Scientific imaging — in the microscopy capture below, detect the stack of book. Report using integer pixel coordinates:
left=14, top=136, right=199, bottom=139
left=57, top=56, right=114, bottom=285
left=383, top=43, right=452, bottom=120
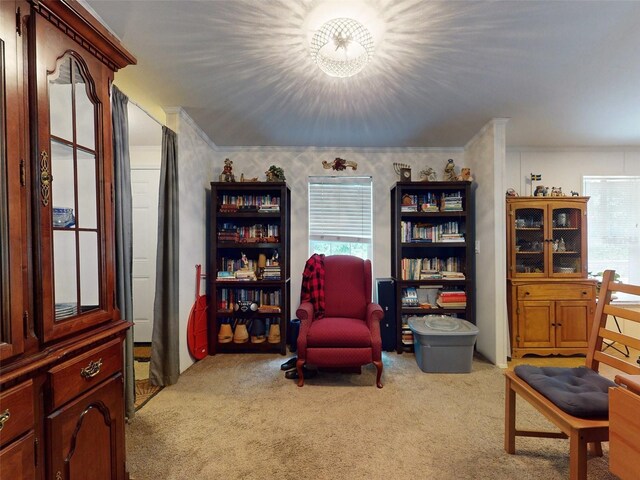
left=218, top=227, right=239, bottom=242
left=258, top=204, right=280, bottom=213
left=440, top=192, right=463, bottom=212
left=436, top=290, right=467, bottom=308
left=220, top=203, right=238, bottom=213
left=262, top=265, right=281, bottom=280
left=442, top=271, right=465, bottom=280
left=235, top=269, right=257, bottom=281
left=216, top=271, right=235, bottom=281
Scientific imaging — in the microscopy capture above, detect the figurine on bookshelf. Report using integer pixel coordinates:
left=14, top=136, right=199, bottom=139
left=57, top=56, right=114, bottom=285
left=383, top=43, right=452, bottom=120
left=419, top=167, right=437, bottom=182
left=220, top=158, right=236, bottom=182
left=443, top=159, right=457, bottom=181
left=457, top=167, right=473, bottom=182
left=265, top=165, right=285, bottom=182
left=240, top=252, right=249, bottom=269
left=271, top=249, right=279, bottom=265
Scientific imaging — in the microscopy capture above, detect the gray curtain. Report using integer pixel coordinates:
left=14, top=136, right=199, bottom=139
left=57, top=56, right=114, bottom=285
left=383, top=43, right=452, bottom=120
left=111, top=85, right=135, bottom=419
left=149, top=126, right=180, bottom=386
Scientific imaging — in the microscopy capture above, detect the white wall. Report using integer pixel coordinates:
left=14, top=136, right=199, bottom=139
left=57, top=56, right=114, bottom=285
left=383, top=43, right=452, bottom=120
left=212, top=148, right=466, bottom=316
left=165, top=108, right=216, bottom=373
left=505, top=149, right=640, bottom=196
left=464, top=119, right=509, bottom=367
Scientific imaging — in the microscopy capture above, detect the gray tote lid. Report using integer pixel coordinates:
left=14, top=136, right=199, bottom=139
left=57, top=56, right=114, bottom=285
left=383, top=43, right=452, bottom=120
left=408, top=315, right=479, bottom=336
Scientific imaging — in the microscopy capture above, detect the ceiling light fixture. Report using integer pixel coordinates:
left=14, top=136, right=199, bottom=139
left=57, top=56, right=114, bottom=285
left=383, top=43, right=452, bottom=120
left=310, top=18, right=374, bottom=78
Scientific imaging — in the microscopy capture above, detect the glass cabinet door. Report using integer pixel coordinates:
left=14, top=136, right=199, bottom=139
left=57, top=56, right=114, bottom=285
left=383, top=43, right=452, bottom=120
left=549, top=204, right=586, bottom=277
left=34, top=13, right=115, bottom=342
left=511, top=204, right=547, bottom=277
left=0, top=0, right=25, bottom=359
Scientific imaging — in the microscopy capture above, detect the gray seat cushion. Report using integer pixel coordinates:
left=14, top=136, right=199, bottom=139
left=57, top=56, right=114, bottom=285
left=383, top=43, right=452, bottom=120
left=514, top=365, right=617, bottom=419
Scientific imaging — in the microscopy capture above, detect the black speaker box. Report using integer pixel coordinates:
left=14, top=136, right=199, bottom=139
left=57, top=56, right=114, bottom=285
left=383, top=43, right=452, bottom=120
left=376, top=278, right=397, bottom=352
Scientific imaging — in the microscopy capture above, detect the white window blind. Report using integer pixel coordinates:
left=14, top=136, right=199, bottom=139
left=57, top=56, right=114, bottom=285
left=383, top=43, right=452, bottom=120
left=584, top=176, right=640, bottom=300
left=308, top=176, right=373, bottom=259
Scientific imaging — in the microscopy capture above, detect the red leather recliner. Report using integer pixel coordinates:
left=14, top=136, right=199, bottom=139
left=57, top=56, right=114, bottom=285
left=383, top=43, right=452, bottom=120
left=295, top=255, right=384, bottom=387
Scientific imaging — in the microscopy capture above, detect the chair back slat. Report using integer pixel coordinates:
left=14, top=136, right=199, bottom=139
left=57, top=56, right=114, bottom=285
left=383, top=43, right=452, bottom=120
left=610, top=281, right=640, bottom=297
left=598, top=327, right=640, bottom=352
left=593, top=350, right=640, bottom=375
left=603, top=304, right=640, bottom=323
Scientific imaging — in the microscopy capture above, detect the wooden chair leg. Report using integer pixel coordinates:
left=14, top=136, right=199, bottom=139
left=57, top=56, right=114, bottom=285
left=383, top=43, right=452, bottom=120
left=373, top=360, right=383, bottom=388
left=296, top=360, right=304, bottom=387
left=569, top=430, right=588, bottom=480
left=505, top=375, right=516, bottom=454
left=588, top=441, right=603, bottom=457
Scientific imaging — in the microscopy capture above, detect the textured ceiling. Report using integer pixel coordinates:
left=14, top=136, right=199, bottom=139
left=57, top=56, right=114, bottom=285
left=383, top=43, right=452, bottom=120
left=86, top=0, right=640, bottom=148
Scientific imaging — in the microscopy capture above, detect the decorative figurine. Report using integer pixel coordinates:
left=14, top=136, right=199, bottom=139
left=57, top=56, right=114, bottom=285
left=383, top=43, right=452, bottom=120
left=457, top=167, right=473, bottom=182
left=506, top=188, right=519, bottom=197
left=265, top=165, right=285, bottom=182
left=419, top=167, right=437, bottom=182
left=219, top=158, right=235, bottom=182
left=550, top=186, right=565, bottom=196
left=322, top=157, right=357, bottom=171
left=393, top=162, right=412, bottom=181
left=240, top=173, right=258, bottom=182
left=571, top=190, right=580, bottom=196
left=443, top=159, right=457, bottom=181
left=533, top=185, right=548, bottom=197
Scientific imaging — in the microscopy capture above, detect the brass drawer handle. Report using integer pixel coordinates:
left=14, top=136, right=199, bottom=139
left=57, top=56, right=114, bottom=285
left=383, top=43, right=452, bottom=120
left=80, top=358, right=103, bottom=380
left=0, top=409, right=10, bottom=431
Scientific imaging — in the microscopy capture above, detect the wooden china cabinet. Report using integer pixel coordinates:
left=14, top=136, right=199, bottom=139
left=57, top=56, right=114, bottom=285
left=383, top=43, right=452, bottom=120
left=1, top=1, right=135, bottom=479
left=506, top=197, right=597, bottom=358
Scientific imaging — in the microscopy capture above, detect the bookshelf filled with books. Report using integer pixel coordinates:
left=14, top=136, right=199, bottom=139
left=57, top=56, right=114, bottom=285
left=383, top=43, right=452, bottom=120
left=208, top=182, right=291, bottom=354
left=391, top=181, right=475, bottom=352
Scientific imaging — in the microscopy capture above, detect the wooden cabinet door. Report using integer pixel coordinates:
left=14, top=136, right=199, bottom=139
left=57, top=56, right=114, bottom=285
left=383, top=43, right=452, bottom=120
left=517, top=301, right=554, bottom=348
left=0, top=0, right=26, bottom=361
left=30, top=11, right=116, bottom=342
left=47, top=375, right=125, bottom=480
left=548, top=202, right=587, bottom=278
left=0, top=432, right=36, bottom=479
left=508, top=202, right=547, bottom=278
left=555, top=300, right=592, bottom=348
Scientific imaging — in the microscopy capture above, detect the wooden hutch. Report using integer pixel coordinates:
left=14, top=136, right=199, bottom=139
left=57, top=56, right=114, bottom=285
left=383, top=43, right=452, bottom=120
left=1, top=1, right=135, bottom=478
left=506, top=196, right=597, bottom=358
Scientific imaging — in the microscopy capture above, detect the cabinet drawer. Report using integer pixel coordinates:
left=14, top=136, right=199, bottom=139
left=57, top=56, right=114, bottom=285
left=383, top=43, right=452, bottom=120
left=48, top=338, right=123, bottom=410
left=0, top=380, right=35, bottom=448
left=516, top=284, right=594, bottom=301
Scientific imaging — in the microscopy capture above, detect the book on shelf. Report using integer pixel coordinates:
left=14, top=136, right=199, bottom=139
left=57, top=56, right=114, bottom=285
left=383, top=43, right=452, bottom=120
left=441, top=271, right=466, bottom=280
left=436, top=300, right=467, bottom=308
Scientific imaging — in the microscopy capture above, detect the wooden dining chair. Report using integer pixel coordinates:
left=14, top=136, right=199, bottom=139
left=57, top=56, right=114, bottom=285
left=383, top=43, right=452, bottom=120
left=504, top=269, right=640, bottom=480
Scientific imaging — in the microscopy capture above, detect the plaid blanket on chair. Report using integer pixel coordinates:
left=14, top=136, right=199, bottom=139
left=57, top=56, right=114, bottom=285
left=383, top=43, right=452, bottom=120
left=300, top=253, right=325, bottom=319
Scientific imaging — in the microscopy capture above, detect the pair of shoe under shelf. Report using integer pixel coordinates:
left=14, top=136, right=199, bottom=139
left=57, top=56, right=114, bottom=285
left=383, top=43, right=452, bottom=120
left=217, top=320, right=281, bottom=344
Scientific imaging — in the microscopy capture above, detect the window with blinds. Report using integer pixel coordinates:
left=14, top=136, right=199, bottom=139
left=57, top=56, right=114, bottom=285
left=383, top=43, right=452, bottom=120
left=308, top=176, right=373, bottom=260
left=583, top=176, right=640, bottom=301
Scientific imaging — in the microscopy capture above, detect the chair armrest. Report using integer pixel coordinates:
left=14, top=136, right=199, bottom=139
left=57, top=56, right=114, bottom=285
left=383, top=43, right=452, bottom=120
left=296, top=302, right=314, bottom=322
left=366, top=302, right=384, bottom=328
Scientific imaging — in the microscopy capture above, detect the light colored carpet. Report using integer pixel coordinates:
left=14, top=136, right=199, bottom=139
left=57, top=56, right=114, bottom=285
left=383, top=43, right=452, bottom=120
left=125, top=353, right=615, bottom=480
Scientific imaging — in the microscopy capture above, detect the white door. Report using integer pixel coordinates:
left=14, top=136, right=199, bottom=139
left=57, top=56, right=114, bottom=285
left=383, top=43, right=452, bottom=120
left=131, top=168, right=161, bottom=343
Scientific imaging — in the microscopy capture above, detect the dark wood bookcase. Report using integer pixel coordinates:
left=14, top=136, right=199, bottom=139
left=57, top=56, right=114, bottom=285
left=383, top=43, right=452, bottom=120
left=208, top=182, right=290, bottom=355
left=390, top=181, right=475, bottom=352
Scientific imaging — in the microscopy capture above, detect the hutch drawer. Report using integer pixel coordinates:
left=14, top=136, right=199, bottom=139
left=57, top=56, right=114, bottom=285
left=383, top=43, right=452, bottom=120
left=516, top=283, right=594, bottom=301
left=48, top=338, right=123, bottom=410
left=0, top=380, right=34, bottom=448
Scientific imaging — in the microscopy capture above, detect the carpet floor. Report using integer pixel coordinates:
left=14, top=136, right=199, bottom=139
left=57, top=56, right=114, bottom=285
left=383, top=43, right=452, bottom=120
left=125, top=353, right=616, bottom=479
